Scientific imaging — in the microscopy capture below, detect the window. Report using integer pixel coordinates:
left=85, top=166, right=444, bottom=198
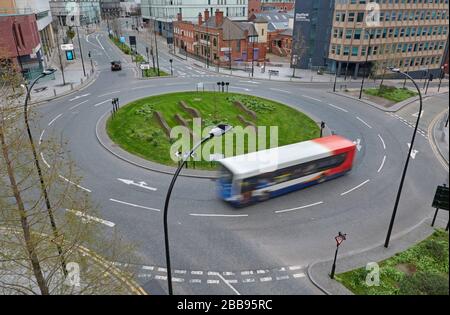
left=351, top=46, right=359, bottom=56
left=357, top=12, right=364, bottom=22
left=345, top=29, right=353, bottom=39
left=343, top=46, right=350, bottom=56
left=354, top=29, right=361, bottom=39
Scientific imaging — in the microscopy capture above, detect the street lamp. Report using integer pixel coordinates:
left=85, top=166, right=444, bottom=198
left=359, top=29, right=373, bottom=99
left=384, top=67, right=423, bottom=248
left=22, top=68, right=67, bottom=276
left=163, top=124, right=233, bottom=295
left=169, top=59, right=173, bottom=76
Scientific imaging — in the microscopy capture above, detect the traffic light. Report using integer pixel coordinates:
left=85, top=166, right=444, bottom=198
left=65, top=50, right=74, bottom=61
left=429, top=73, right=434, bottom=81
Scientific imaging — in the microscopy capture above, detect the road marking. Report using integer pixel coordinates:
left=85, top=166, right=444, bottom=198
left=189, top=279, right=201, bottom=284
left=377, top=155, right=386, bottom=173
left=172, top=277, right=184, bottom=283
left=242, top=278, right=256, bottom=283
left=276, top=275, right=290, bottom=281
left=340, top=179, right=370, bottom=196
left=142, top=266, right=154, bottom=271
left=407, top=143, right=419, bottom=159
left=214, top=272, right=241, bottom=295
left=39, top=129, right=46, bottom=145
left=275, top=201, right=324, bottom=214
left=48, top=114, right=62, bottom=126
left=117, top=178, right=157, bottom=191
left=256, top=270, right=268, bottom=274
left=293, top=273, right=306, bottom=278
left=191, top=270, right=203, bottom=275
left=98, top=91, right=120, bottom=97
left=65, top=209, right=115, bottom=227
left=189, top=213, right=249, bottom=217
left=269, top=88, right=291, bottom=94
left=157, top=267, right=167, bottom=272
left=131, top=85, right=155, bottom=90
left=155, top=275, right=167, bottom=281
left=328, top=103, right=348, bottom=112
left=302, top=95, right=322, bottom=102
left=239, top=80, right=260, bottom=84
left=230, top=86, right=250, bottom=92
left=223, top=271, right=235, bottom=276
left=94, top=99, right=112, bottom=107
left=288, top=265, right=304, bottom=271
left=174, top=269, right=187, bottom=274
left=378, top=134, right=386, bottom=150
left=356, top=116, right=372, bottom=129
left=412, top=110, right=424, bottom=118
left=353, top=138, right=362, bottom=151
left=69, top=100, right=89, bottom=110
left=58, top=175, right=92, bottom=193
left=207, top=279, right=219, bottom=284
left=69, top=94, right=90, bottom=102
left=40, top=152, right=50, bottom=168
left=260, top=277, right=272, bottom=282
left=241, top=270, right=254, bottom=275
left=109, top=198, right=161, bottom=212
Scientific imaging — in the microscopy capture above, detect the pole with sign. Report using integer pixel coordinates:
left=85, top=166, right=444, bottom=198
left=431, top=184, right=449, bottom=230
left=330, top=232, right=346, bottom=279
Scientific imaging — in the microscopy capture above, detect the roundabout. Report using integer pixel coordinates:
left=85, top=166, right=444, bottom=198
left=34, top=31, right=449, bottom=294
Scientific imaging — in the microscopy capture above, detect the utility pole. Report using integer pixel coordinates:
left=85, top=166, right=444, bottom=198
left=359, top=29, right=373, bottom=99
left=76, top=25, right=86, bottom=77
left=153, top=20, right=160, bottom=76
left=55, top=18, right=66, bottom=85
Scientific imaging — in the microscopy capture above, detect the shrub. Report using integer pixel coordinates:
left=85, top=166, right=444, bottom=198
left=398, top=271, right=449, bottom=295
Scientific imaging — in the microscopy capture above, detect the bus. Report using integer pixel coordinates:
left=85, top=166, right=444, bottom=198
left=217, top=135, right=356, bottom=207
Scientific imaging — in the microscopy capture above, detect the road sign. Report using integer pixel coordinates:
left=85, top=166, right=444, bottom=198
left=129, top=35, right=136, bottom=46
left=335, top=232, right=346, bottom=246
left=120, top=36, right=126, bottom=43
left=432, top=185, right=449, bottom=210
left=65, top=50, right=74, bottom=61
left=140, top=63, right=150, bottom=70
left=61, top=44, right=74, bottom=51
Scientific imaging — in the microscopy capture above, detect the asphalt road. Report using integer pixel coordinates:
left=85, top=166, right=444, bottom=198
left=33, top=28, right=449, bottom=295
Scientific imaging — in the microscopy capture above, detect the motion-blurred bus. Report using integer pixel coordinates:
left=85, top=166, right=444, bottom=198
left=217, top=135, right=356, bottom=207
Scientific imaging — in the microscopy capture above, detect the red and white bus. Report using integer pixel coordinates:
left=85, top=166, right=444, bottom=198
left=217, top=135, right=356, bottom=206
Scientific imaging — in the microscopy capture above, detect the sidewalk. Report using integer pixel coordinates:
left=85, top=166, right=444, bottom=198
left=307, top=217, right=448, bottom=295
left=28, top=28, right=97, bottom=105
left=432, top=109, right=449, bottom=165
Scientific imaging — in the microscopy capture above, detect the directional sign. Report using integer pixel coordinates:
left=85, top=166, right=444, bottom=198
left=432, top=185, right=449, bottom=210
left=407, top=143, right=419, bottom=159
left=117, top=178, right=157, bottom=191
left=140, top=63, right=150, bottom=70
left=335, top=232, right=346, bottom=246
left=61, top=43, right=74, bottom=51
left=353, top=139, right=362, bottom=151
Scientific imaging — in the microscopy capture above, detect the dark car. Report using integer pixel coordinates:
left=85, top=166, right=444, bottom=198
left=111, top=61, right=122, bottom=71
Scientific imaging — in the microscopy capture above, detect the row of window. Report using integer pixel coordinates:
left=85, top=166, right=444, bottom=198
left=331, top=41, right=446, bottom=57
left=333, top=25, right=448, bottom=40
left=173, top=27, right=194, bottom=38
left=336, top=0, right=448, bottom=5
left=335, top=9, right=449, bottom=23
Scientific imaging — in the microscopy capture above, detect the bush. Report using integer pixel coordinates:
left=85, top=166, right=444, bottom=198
left=398, top=271, right=449, bottom=295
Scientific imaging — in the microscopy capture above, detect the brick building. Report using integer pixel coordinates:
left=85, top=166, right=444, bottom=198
left=248, top=0, right=295, bottom=15
left=173, top=13, right=195, bottom=55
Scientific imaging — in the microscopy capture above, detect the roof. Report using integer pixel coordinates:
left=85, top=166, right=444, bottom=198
left=250, top=11, right=293, bottom=23
left=201, top=16, right=257, bottom=40
left=280, top=28, right=293, bottom=36
left=218, top=135, right=355, bottom=180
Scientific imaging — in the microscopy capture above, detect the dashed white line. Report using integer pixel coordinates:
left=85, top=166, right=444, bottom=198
left=214, top=272, right=241, bottom=295
left=302, top=95, right=322, bottom=102
left=189, top=213, right=249, bottom=217
left=189, top=279, right=202, bottom=284
left=260, top=277, right=272, bottom=282
left=65, top=209, right=115, bottom=228
left=207, top=279, right=219, bottom=284
left=39, top=130, right=45, bottom=145
left=98, top=91, right=120, bottom=97
left=293, top=273, right=306, bottom=278
left=328, top=103, right=348, bottom=113
left=288, top=265, right=304, bottom=271
left=131, top=85, right=155, bottom=90
left=94, top=99, right=112, bottom=107
left=142, top=266, right=154, bottom=271
left=275, top=201, right=324, bottom=214
left=270, top=88, right=291, bottom=94
left=155, top=275, right=167, bottom=281
left=242, top=278, right=256, bottom=283
left=340, top=179, right=370, bottom=196
left=58, top=175, right=92, bottom=193
left=48, top=114, right=62, bottom=126
left=109, top=199, right=161, bottom=212
left=40, top=152, right=50, bottom=168
left=174, top=269, right=187, bottom=274
left=69, top=100, right=89, bottom=110
left=378, top=134, right=386, bottom=150
left=191, top=270, right=203, bottom=275
left=276, top=275, right=290, bottom=281
left=356, top=116, right=373, bottom=129
left=377, top=155, right=386, bottom=173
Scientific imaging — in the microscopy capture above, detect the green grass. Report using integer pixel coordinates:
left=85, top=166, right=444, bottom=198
left=110, top=36, right=131, bottom=55
left=336, top=229, right=449, bottom=295
left=364, top=85, right=418, bottom=103
left=106, top=91, right=320, bottom=170
left=142, top=68, right=169, bottom=77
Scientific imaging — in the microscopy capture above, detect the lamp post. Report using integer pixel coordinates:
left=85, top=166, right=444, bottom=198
left=22, top=68, right=67, bottom=276
left=359, top=29, right=373, bottom=99
left=75, top=25, right=86, bottom=77
left=248, top=34, right=258, bottom=78
left=384, top=67, right=423, bottom=248
left=169, top=59, right=173, bottom=76
left=163, top=124, right=233, bottom=295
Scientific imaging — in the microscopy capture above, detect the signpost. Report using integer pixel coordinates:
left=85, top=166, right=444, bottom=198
left=431, top=184, right=449, bottom=231
left=330, top=232, right=346, bottom=279
left=60, top=44, right=74, bottom=51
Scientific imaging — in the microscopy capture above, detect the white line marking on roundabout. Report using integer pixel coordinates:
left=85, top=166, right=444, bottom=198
left=39, top=129, right=45, bottom=145
left=189, top=213, right=249, bottom=217
left=230, top=86, right=250, bottom=92
left=48, top=114, right=62, bottom=126
left=40, top=152, right=50, bottom=168
left=340, top=179, right=370, bottom=196
left=117, top=178, right=157, bottom=191
left=378, top=134, right=386, bottom=150
left=270, top=88, right=291, bottom=94
left=94, top=99, right=112, bottom=107
left=98, top=91, right=121, bottom=97
left=377, top=155, right=386, bottom=173
left=214, top=272, right=241, bottom=295
left=69, top=100, right=89, bottom=110
left=293, top=273, right=306, bottom=278
left=356, top=116, right=372, bottom=129
left=65, top=209, right=115, bottom=228
left=58, top=175, right=92, bottom=193
left=109, top=198, right=161, bottom=212
left=275, top=201, right=324, bottom=214
left=302, top=95, right=322, bottom=102
left=328, top=103, right=348, bottom=112
left=131, top=85, right=155, bottom=90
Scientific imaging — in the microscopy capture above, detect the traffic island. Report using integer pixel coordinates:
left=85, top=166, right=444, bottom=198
left=105, top=91, right=320, bottom=171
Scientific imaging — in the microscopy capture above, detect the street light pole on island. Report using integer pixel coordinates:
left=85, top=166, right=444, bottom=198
left=163, top=124, right=233, bottom=295
left=384, top=67, right=423, bottom=248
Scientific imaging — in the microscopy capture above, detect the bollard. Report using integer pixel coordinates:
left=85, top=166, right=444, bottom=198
left=71, top=83, right=74, bottom=90
left=53, top=89, right=56, bottom=96
left=81, top=78, right=83, bottom=84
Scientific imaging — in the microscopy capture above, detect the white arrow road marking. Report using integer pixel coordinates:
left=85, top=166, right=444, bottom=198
left=353, top=138, right=362, bottom=151
left=109, top=198, right=161, bottom=212
left=69, top=94, right=90, bottom=102
left=412, top=110, right=424, bottom=118
left=65, top=209, right=115, bottom=228
left=117, top=178, right=157, bottom=191
left=407, top=143, right=419, bottom=159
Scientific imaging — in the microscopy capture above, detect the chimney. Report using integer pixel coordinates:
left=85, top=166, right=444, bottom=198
left=204, top=9, right=210, bottom=21
left=177, top=12, right=182, bottom=22
left=215, top=9, right=224, bottom=26
left=198, top=12, right=203, bottom=25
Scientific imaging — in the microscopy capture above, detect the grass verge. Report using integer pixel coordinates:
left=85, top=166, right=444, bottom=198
left=364, top=85, right=418, bottom=103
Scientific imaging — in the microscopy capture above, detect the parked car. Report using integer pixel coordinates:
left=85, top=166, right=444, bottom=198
left=111, top=61, right=122, bottom=71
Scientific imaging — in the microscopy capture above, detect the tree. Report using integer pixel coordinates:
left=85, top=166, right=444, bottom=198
left=66, top=26, right=76, bottom=44
left=0, top=58, right=140, bottom=295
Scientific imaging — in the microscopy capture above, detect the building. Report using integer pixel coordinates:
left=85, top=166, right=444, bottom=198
left=141, top=0, right=249, bottom=39
left=248, top=0, right=294, bottom=15
left=292, top=0, right=450, bottom=78
left=49, top=0, right=101, bottom=25
left=174, top=9, right=267, bottom=67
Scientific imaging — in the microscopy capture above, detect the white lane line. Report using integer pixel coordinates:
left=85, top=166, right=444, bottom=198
left=242, top=278, right=255, bottom=283
left=276, top=275, right=290, bottom=281
left=207, top=279, right=220, bottom=284
left=163, top=82, right=190, bottom=86
left=109, top=198, right=161, bottom=212
left=189, top=213, right=249, bottom=217
left=142, top=266, right=154, bottom=271
left=328, top=103, right=348, bottom=113
left=58, top=175, right=92, bottom=193
left=288, top=265, right=304, bottom=271
left=260, top=277, right=273, bottom=282
left=302, top=95, right=322, bottom=102
left=98, top=91, right=120, bottom=98
left=191, top=270, right=203, bottom=275
left=94, top=99, right=112, bottom=107
left=229, top=86, right=250, bottom=92
left=155, top=275, right=167, bottom=281
left=40, top=152, right=50, bottom=168
left=65, top=209, right=115, bottom=228
left=189, top=279, right=201, bottom=284
left=174, top=269, right=187, bottom=274
left=340, top=179, right=370, bottom=196
left=214, top=272, right=241, bottom=295
left=356, top=116, right=373, bottom=129
left=269, top=88, right=291, bottom=94
left=378, top=134, right=386, bottom=150
left=377, top=155, right=386, bottom=173
left=275, top=201, right=324, bottom=214
left=69, top=94, right=90, bottom=102
left=69, top=100, right=89, bottom=110
left=131, top=85, right=155, bottom=90
left=39, top=129, right=46, bottom=145
left=293, top=273, right=306, bottom=278
left=48, top=114, right=62, bottom=126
